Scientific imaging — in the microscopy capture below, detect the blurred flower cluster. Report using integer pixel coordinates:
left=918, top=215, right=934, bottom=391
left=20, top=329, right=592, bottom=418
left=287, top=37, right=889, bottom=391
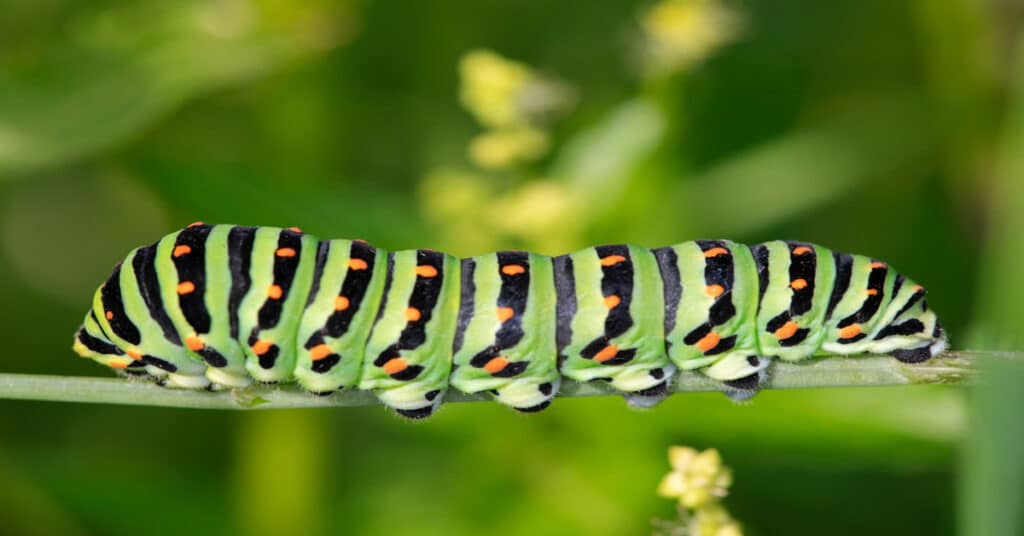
left=639, top=0, right=742, bottom=77
left=421, top=2, right=743, bottom=257
left=458, top=49, right=573, bottom=170
left=654, top=446, right=742, bottom=536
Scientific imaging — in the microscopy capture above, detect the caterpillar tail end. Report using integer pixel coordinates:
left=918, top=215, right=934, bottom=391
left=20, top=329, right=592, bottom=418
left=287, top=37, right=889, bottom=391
left=892, top=321, right=948, bottom=364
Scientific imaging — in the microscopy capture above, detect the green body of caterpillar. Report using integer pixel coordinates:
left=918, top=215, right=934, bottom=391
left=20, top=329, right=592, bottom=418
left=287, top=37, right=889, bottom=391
left=73, top=224, right=948, bottom=418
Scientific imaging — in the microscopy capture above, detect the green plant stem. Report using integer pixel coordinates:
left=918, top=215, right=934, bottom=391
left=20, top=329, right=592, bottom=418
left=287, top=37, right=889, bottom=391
left=0, top=351, right=1010, bottom=410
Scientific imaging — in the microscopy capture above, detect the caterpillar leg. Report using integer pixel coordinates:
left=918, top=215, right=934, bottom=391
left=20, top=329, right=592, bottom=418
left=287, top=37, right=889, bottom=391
left=717, top=355, right=772, bottom=402
left=622, top=363, right=678, bottom=409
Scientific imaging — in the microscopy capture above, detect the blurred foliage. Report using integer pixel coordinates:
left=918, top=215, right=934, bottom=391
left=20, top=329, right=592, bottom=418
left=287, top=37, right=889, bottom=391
left=0, top=0, right=1021, bottom=534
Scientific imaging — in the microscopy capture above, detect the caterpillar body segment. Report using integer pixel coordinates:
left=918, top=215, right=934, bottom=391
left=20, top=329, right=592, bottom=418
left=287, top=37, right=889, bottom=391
left=451, top=252, right=561, bottom=412
left=358, top=249, right=461, bottom=418
left=73, top=224, right=949, bottom=418
left=557, top=245, right=679, bottom=406
left=293, top=239, right=387, bottom=394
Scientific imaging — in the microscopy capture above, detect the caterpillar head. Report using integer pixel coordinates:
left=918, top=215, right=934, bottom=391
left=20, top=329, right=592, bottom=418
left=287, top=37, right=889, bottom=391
left=72, top=314, right=141, bottom=374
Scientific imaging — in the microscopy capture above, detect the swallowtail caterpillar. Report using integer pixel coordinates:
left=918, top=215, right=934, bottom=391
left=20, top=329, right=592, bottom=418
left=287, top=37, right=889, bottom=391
left=73, top=224, right=948, bottom=418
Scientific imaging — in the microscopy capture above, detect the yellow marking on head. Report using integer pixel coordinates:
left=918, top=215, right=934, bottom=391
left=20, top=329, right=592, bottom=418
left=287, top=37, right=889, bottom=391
left=839, top=324, right=862, bottom=339
left=594, top=345, right=619, bottom=363
left=496, top=307, right=515, bottom=322
left=706, top=284, right=725, bottom=298
left=275, top=247, right=297, bottom=258
left=173, top=245, right=192, bottom=258
left=792, top=246, right=812, bottom=255
left=309, top=344, right=333, bottom=361
left=415, top=265, right=438, bottom=278
left=334, top=296, right=350, bottom=311
left=251, top=340, right=273, bottom=356
left=501, top=264, right=526, bottom=276
left=405, top=307, right=422, bottom=322
left=267, top=285, right=283, bottom=299
left=600, top=255, right=627, bottom=267
left=383, top=357, right=408, bottom=375
left=774, top=321, right=799, bottom=340
left=177, top=281, right=196, bottom=295
left=790, top=279, right=808, bottom=290
left=185, top=336, right=205, bottom=351
left=696, top=332, right=720, bottom=352
left=348, top=258, right=368, bottom=271
left=704, top=247, right=729, bottom=258
left=483, top=356, right=509, bottom=373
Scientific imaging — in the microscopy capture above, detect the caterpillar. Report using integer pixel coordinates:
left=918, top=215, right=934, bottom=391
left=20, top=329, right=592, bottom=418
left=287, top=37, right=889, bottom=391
left=73, top=223, right=947, bottom=418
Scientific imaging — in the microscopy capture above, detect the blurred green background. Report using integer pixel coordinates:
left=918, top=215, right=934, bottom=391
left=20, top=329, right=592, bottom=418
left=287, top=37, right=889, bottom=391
left=1, top=0, right=1022, bottom=534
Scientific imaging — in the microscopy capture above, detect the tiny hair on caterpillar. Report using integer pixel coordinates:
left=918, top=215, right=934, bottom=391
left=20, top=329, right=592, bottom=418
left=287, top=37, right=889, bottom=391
left=73, top=223, right=948, bottom=418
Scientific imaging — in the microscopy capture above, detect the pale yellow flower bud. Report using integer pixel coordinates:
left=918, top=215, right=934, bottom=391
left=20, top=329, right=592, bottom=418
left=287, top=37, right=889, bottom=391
left=459, top=49, right=536, bottom=129
left=467, top=127, right=549, bottom=170
left=640, top=0, right=741, bottom=75
left=657, top=446, right=733, bottom=508
left=691, top=504, right=743, bottom=536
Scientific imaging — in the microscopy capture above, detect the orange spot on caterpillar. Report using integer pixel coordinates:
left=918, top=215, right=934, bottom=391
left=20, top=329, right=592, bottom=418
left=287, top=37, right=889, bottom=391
left=696, top=332, right=721, bottom=352
left=354, top=238, right=368, bottom=243
left=334, top=296, right=350, bottom=311
left=501, top=264, right=526, bottom=276
left=105, top=311, right=114, bottom=320
left=706, top=284, right=725, bottom=297
left=177, top=281, right=196, bottom=295
left=173, top=245, right=192, bottom=258
left=267, top=285, right=283, bottom=299
left=187, top=221, right=204, bottom=228
left=109, top=361, right=128, bottom=369
left=126, top=349, right=142, bottom=361
left=790, top=278, right=808, bottom=290
left=839, top=324, right=862, bottom=339
left=870, top=262, right=887, bottom=269
left=866, top=288, right=879, bottom=296
left=288, top=226, right=303, bottom=233
left=704, top=247, right=729, bottom=258
left=600, top=255, right=627, bottom=267
left=792, top=246, right=812, bottom=255
left=594, top=345, right=619, bottom=363
left=483, top=356, right=509, bottom=373
left=185, top=336, right=205, bottom=351
left=496, top=307, right=514, bottom=322
left=348, top=259, right=368, bottom=271
left=275, top=247, right=297, bottom=258
left=383, top=357, right=408, bottom=375
left=251, top=340, right=273, bottom=356
left=913, top=284, right=924, bottom=292
left=774, top=321, right=800, bottom=340
left=604, top=295, right=621, bottom=309
left=405, top=307, right=421, bottom=322
left=415, top=265, right=438, bottom=277
left=309, top=344, right=333, bottom=361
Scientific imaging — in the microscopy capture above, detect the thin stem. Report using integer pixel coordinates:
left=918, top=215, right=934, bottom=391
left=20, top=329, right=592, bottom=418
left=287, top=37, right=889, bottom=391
left=0, top=351, right=1012, bottom=410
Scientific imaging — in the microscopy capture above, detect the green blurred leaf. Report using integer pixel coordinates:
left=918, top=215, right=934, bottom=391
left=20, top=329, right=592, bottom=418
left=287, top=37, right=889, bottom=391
left=960, top=357, right=1024, bottom=535
left=0, top=0, right=355, bottom=178
left=969, top=38, right=1024, bottom=351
